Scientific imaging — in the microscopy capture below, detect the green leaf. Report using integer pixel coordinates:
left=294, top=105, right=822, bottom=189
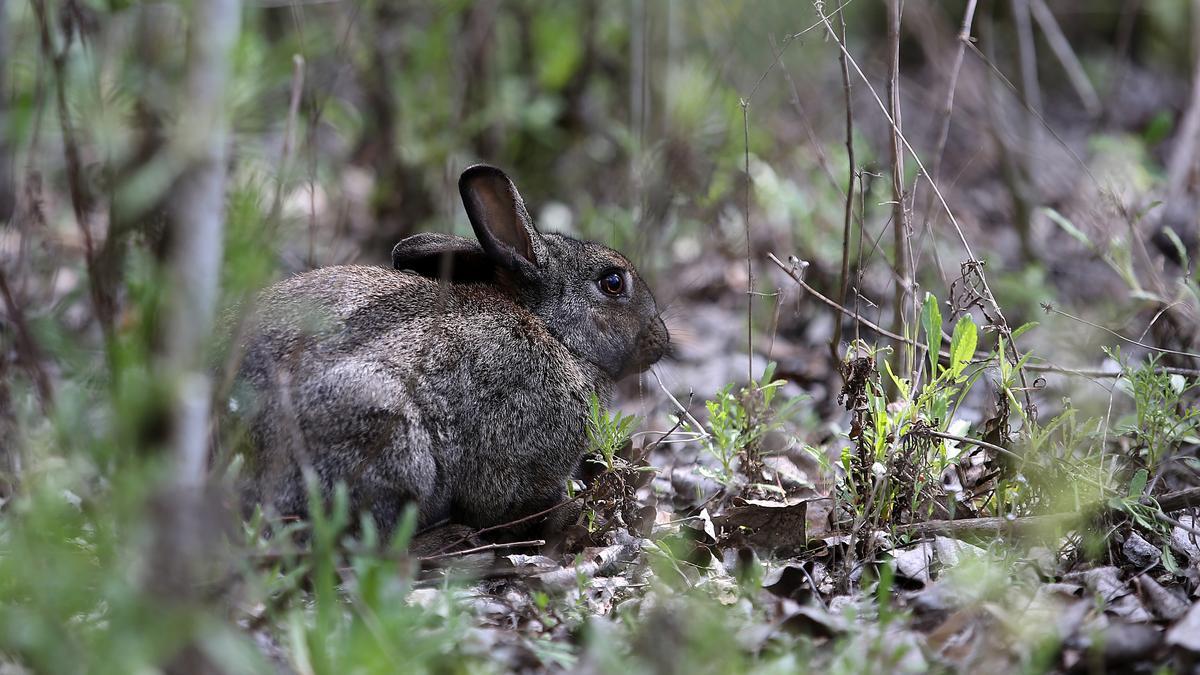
left=1127, top=468, right=1148, bottom=499
left=882, top=359, right=910, bottom=399
left=949, top=315, right=978, bottom=379
left=921, top=293, right=942, bottom=379
left=1012, top=351, right=1035, bottom=375
left=1159, top=227, right=1190, bottom=271
left=759, top=361, right=778, bottom=386
left=1163, top=546, right=1181, bottom=575
left=1043, top=207, right=1093, bottom=250
left=1010, top=321, right=1039, bottom=341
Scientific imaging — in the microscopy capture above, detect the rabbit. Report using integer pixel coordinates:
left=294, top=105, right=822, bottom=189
left=234, top=164, right=670, bottom=540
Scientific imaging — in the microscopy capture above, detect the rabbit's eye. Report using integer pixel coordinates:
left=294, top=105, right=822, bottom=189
left=598, top=271, right=626, bottom=296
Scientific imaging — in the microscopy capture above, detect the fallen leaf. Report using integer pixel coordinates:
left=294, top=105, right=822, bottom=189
left=779, top=603, right=848, bottom=639
left=763, top=563, right=817, bottom=602
left=714, top=497, right=808, bottom=551
left=1170, top=516, right=1200, bottom=563
left=1063, top=567, right=1155, bottom=622
left=1165, top=601, right=1200, bottom=653
left=1133, top=574, right=1189, bottom=621
left=1093, top=620, right=1162, bottom=664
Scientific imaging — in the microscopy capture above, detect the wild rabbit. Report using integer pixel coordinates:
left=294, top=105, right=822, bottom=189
left=235, top=164, right=670, bottom=539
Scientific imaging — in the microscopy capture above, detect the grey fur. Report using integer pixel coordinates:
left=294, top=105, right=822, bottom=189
left=235, top=164, right=670, bottom=538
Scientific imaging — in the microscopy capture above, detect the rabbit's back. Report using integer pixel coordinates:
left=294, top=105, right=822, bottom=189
left=236, top=265, right=600, bottom=532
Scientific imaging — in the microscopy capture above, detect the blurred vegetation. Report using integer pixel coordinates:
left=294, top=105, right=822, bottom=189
left=2, top=0, right=1200, bottom=672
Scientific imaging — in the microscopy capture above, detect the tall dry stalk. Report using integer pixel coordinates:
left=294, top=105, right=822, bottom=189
left=886, top=0, right=913, bottom=384
left=831, top=6, right=856, bottom=366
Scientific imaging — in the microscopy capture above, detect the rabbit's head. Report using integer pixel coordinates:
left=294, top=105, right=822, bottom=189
left=393, top=164, right=669, bottom=380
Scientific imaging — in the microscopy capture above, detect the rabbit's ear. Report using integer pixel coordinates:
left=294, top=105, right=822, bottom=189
left=391, top=233, right=495, bottom=282
left=459, top=164, right=545, bottom=275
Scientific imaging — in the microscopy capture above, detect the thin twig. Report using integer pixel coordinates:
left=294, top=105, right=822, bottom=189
left=431, top=495, right=585, bottom=556
left=420, top=539, right=546, bottom=562
left=268, top=54, right=306, bottom=226
left=825, top=2, right=856, bottom=364
left=770, top=252, right=936, bottom=355
left=741, top=99, right=754, bottom=383
left=771, top=34, right=843, bottom=199
left=964, top=40, right=1099, bottom=189
left=770, top=253, right=1200, bottom=381
left=920, top=429, right=1020, bottom=463
left=1153, top=511, right=1200, bottom=538
left=1042, top=303, right=1200, bottom=361
left=293, top=1, right=364, bottom=267
left=896, top=486, right=1200, bottom=539
left=652, top=368, right=708, bottom=439
left=742, top=0, right=857, bottom=107
left=1025, top=362, right=1200, bottom=379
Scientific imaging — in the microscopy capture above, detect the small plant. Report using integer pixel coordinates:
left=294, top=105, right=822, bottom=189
left=837, top=295, right=1023, bottom=527
left=586, top=392, right=641, bottom=473
left=1111, top=348, right=1200, bottom=471
left=579, top=393, right=655, bottom=538
left=691, top=362, right=805, bottom=489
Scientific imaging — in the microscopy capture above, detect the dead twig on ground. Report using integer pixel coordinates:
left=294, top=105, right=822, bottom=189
left=896, top=513, right=1076, bottom=539
left=420, top=540, right=546, bottom=562
left=431, top=494, right=587, bottom=556
left=897, top=486, right=1200, bottom=540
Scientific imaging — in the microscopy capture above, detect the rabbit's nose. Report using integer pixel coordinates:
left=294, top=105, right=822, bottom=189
left=639, top=316, right=671, bottom=365
left=653, top=315, right=670, bottom=344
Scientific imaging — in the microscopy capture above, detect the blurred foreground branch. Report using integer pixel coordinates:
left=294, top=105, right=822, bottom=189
left=0, top=0, right=13, bottom=222
left=148, top=6, right=241, bottom=664
left=163, top=0, right=241, bottom=487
